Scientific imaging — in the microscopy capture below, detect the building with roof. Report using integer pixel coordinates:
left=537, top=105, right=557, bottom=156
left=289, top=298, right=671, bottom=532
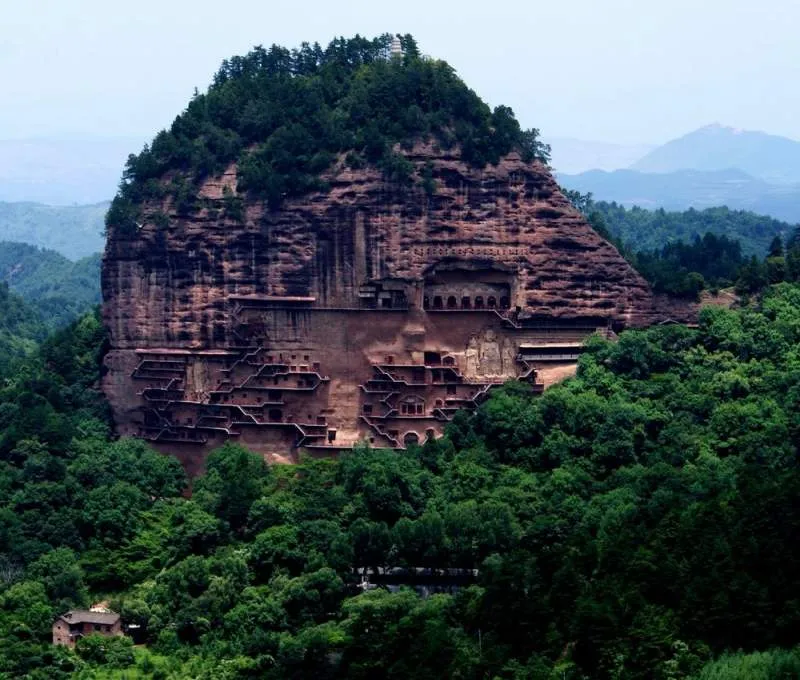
left=52, top=609, right=122, bottom=647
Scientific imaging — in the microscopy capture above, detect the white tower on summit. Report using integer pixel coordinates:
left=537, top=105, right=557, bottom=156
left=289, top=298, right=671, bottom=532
left=390, top=35, right=403, bottom=59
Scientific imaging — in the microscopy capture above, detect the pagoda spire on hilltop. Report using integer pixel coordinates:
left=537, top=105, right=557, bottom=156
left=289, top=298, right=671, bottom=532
left=390, top=35, right=403, bottom=59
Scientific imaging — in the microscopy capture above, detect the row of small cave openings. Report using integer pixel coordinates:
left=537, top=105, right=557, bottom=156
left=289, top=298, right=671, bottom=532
left=261, top=353, right=321, bottom=374
left=423, top=295, right=510, bottom=310
left=212, top=376, right=317, bottom=402
left=365, top=430, right=432, bottom=448
left=373, top=368, right=462, bottom=388
left=152, top=411, right=337, bottom=444
left=383, top=352, right=456, bottom=367
left=362, top=393, right=456, bottom=418
left=207, top=403, right=330, bottom=429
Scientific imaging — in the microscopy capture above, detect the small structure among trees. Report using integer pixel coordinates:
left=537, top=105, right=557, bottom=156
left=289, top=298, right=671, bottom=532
left=52, top=609, right=122, bottom=647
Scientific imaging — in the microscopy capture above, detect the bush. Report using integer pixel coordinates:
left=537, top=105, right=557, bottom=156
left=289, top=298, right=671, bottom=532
left=75, top=633, right=135, bottom=668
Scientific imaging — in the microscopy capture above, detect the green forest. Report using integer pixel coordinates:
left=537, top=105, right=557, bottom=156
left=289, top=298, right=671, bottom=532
left=0, top=242, right=101, bottom=329
left=108, top=34, right=549, bottom=234
left=0, top=242, right=101, bottom=374
left=0, top=282, right=48, bottom=374
left=564, top=191, right=800, bottom=299
left=591, top=200, right=792, bottom=257
left=0, top=202, right=107, bottom=261
left=1, top=282, right=800, bottom=678
left=3, top=30, right=800, bottom=680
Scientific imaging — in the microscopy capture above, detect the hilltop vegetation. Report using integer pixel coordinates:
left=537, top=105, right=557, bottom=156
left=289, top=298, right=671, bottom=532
left=109, top=34, right=549, bottom=233
left=0, top=201, right=106, bottom=260
left=0, top=242, right=101, bottom=328
left=1, top=284, right=800, bottom=677
left=592, top=200, right=794, bottom=257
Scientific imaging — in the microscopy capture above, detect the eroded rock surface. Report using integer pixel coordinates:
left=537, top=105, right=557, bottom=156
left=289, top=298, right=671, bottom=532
left=102, top=146, right=691, bottom=474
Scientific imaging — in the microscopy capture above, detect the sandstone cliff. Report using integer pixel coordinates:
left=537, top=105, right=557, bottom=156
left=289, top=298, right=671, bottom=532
left=102, top=144, right=691, bottom=472
left=104, top=146, right=668, bottom=346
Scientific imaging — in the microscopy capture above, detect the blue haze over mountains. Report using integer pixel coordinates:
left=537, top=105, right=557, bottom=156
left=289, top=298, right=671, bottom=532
left=554, top=124, right=800, bottom=224
left=2, top=124, right=800, bottom=261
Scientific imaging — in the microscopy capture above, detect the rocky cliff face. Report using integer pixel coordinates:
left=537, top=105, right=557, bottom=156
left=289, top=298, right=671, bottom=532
left=102, top=145, right=691, bottom=473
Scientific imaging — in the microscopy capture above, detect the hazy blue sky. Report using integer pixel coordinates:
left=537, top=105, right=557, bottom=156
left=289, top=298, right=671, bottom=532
left=3, top=0, right=799, bottom=146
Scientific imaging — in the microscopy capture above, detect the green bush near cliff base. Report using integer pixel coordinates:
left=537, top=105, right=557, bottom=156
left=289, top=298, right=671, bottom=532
left=2, top=286, right=800, bottom=677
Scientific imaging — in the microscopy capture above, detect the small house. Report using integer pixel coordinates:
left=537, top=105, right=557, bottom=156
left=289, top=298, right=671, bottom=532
left=52, top=609, right=122, bottom=647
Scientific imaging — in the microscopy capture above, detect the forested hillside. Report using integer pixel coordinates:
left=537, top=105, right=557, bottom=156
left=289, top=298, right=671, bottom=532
left=562, top=191, right=800, bottom=299
left=0, top=282, right=47, bottom=374
left=1, top=284, right=800, bottom=678
left=0, top=202, right=106, bottom=260
left=557, top=168, right=800, bottom=226
left=108, top=34, right=550, bottom=235
left=593, top=201, right=794, bottom=256
left=0, top=242, right=101, bottom=328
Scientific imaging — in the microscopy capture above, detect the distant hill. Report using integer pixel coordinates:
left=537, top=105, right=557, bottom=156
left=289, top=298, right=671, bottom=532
left=546, top=137, right=654, bottom=174
left=591, top=202, right=793, bottom=257
left=558, top=167, right=800, bottom=225
left=0, top=241, right=101, bottom=328
left=631, top=124, right=800, bottom=183
left=0, top=137, right=142, bottom=205
left=0, top=201, right=108, bottom=260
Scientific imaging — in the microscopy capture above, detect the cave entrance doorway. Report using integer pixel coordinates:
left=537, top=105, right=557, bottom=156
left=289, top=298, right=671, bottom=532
left=403, top=431, right=420, bottom=448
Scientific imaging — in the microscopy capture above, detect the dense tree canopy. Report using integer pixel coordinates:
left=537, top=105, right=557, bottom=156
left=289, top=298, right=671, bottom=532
left=0, top=241, right=101, bottom=329
left=0, top=281, right=47, bottom=373
left=108, top=34, right=550, bottom=235
left=0, top=243, right=101, bottom=374
left=590, top=200, right=794, bottom=257
left=565, top=190, right=800, bottom=299
left=2, top=283, right=800, bottom=677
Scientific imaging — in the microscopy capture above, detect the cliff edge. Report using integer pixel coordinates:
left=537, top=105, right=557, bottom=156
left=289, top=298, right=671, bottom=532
left=101, top=35, right=691, bottom=473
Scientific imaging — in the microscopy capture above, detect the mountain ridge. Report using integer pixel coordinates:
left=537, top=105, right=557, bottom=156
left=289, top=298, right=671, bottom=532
left=0, top=241, right=101, bottom=328
left=0, top=136, right=143, bottom=205
left=545, top=136, right=655, bottom=174
left=0, top=200, right=107, bottom=259
left=631, top=123, right=800, bottom=182
left=559, top=167, right=800, bottom=225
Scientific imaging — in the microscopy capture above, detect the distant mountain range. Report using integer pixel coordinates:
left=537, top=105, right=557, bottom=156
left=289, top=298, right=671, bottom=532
left=0, top=137, right=143, bottom=205
left=0, top=241, right=101, bottom=328
left=545, top=137, right=655, bottom=175
left=631, top=124, right=800, bottom=183
left=0, top=201, right=108, bottom=260
left=556, top=124, right=800, bottom=225
left=559, top=168, right=800, bottom=225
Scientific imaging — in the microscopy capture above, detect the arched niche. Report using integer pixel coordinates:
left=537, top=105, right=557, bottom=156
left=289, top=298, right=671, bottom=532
left=403, top=431, right=420, bottom=448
